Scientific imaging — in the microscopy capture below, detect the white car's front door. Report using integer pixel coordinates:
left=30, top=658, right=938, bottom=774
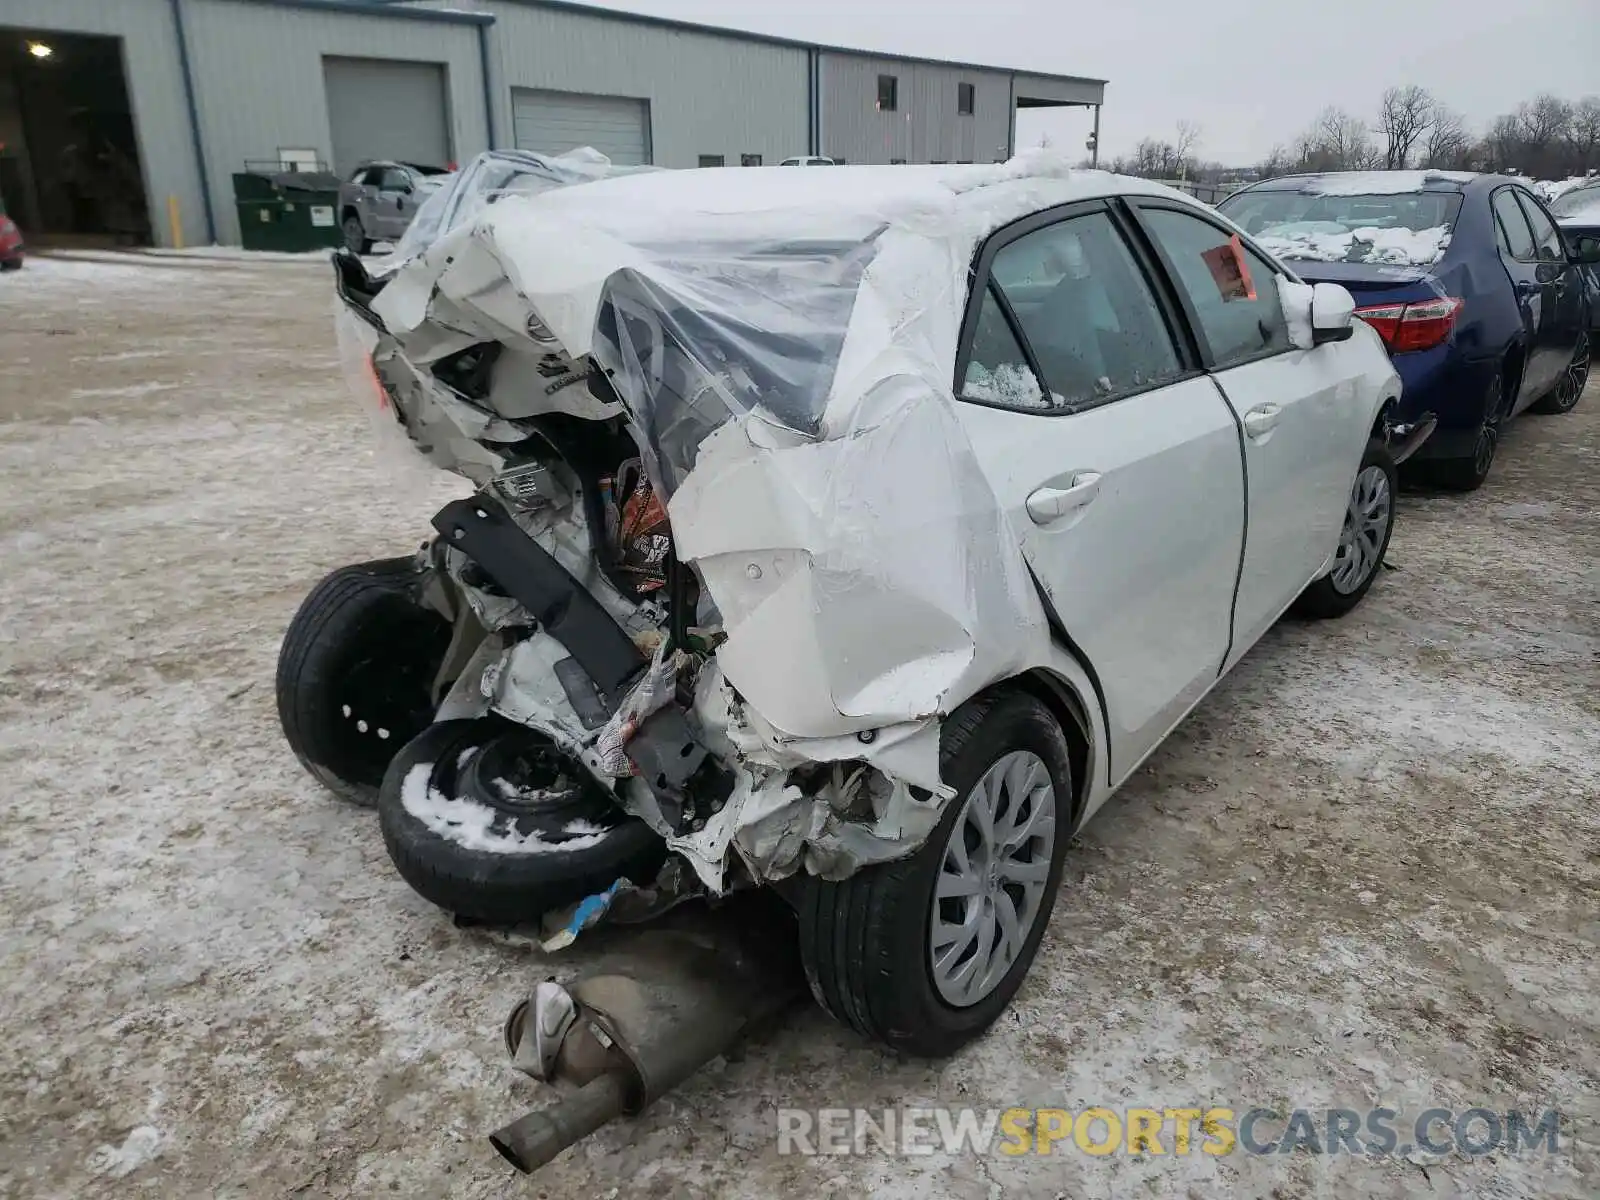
left=1130, top=202, right=1374, bottom=664
left=952, top=203, right=1247, bottom=783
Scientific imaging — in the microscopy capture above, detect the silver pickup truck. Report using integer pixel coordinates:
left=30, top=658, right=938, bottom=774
left=337, top=160, right=451, bottom=253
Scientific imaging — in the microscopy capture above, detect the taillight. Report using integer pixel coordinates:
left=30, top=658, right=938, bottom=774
left=1355, top=297, right=1463, bottom=353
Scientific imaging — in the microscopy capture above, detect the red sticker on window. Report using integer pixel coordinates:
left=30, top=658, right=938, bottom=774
left=1202, top=234, right=1257, bottom=302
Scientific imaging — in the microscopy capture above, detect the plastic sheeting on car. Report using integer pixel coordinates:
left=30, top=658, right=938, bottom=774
left=390, top=146, right=659, bottom=266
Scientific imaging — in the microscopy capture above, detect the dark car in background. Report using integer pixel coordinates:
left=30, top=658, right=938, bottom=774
left=1220, top=172, right=1596, bottom=490
left=337, top=160, right=452, bottom=254
left=1550, top=180, right=1600, bottom=335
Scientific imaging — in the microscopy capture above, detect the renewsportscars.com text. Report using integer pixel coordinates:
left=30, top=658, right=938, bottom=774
left=776, top=1106, right=1563, bottom=1158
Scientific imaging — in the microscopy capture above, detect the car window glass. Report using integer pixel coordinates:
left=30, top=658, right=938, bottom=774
left=1491, top=190, right=1536, bottom=259
left=1515, top=192, right=1565, bottom=262
left=1549, top=184, right=1600, bottom=219
left=357, top=167, right=384, bottom=186
left=961, top=284, right=1052, bottom=410
left=1140, top=207, right=1291, bottom=367
left=379, top=168, right=411, bottom=191
left=1492, top=211, right=1513, bottom=256
left=985, top=211, right=1183, bottom=410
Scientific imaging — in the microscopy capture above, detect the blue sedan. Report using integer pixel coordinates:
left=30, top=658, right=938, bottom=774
left=1220, top=171, right=1596, bottom=490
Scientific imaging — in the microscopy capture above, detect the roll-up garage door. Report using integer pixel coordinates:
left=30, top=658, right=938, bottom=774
left=323, top=57, right=452, bottom=174
left=511, top=88, right=650, bottom=166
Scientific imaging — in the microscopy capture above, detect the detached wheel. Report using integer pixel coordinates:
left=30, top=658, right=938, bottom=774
left=1294, top=439, right=1397, bottom=620
left=798, top=691, right=1074, bottom=1058
left=276, top=556, right=450, bottom=806
left=378, top=719, right=665, bottom=925
left=1530, top=332, right=1590, bottom=414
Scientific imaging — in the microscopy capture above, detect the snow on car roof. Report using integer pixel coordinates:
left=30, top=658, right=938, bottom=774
left=1254, top=170, right=1477, bottom=196
left=517, top=154, right=1183, bottom=241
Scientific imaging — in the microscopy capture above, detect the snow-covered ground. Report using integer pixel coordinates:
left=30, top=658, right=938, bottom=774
left=1, top=252, right=1597, bottom=1198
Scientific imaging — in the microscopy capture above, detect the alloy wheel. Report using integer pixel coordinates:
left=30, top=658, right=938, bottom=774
left=1473, top=405, right=1502, bottom=479
left=1557, top=333, right=1591, bottom=411
left=1330, top=464, right=1392, bottom=595
left=930, top=750, right=1057, bottom=1008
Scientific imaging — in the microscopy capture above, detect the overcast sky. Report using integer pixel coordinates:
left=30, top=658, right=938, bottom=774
left=575, top=0, right=1598, bottom=164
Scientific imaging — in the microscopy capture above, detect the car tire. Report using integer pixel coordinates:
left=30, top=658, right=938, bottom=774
left=1529, top=332, right=1590, bottom=415
left=342, top=215, right=372, bottom=256
left=1293, top=439, right=1397, bottom=620
left=378, top=718, right=666, bottom=925
left=796, top=691, right=1074, bottom=1058
left=1425, top=368, right=1505, bottom=492
left=276, top=556, right=450, bottom=807
left=0, top=258, right=21, bottom=272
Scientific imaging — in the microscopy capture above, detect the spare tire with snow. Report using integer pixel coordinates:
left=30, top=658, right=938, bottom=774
left=378, top=718, right=665, bottom=925
left=276, top=556, right=451, bottom=807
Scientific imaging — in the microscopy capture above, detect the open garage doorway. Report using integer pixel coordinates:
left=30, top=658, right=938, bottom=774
left=0, top=28, right=151, bottom=246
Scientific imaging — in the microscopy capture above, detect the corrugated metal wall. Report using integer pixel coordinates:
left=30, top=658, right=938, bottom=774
left=0, top=0, right=201, bottom=248
left=476, top=1, right=808, bottom=168
left=184, top=0, right=488, bottom=245
left=819, top=53, right=1013, bottom=166
left=2, top=0, right=1103, bottom=245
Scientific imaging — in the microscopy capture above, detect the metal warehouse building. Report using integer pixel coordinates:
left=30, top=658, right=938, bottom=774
left=0, top=0, right=1105, bottom=248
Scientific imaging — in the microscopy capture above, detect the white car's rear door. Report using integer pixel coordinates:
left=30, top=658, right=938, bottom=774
left=952, top=202, right=1246, bottom=782
left=1129, top=201, right=1373, bottom=664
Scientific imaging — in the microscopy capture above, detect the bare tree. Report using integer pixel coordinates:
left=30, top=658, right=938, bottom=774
left=1257, top=144, right=1295, bottom=179
left=1174, top=121, right=1202, bottom=178
left=1519, top=94, right=1573, bottom=147
left=1119, top=89, right=1600, bottom=185
left=1291, top=107, right=1380, bottom=172
left=1379, top=85, right=1434, bottom=169
left=1422, top=105, right=1473, bottom=170
left=1565, top=96, right=1600, bottom=172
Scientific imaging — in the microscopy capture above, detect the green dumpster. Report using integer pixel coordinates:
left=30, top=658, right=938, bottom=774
left=232, top=167, right=343, bottom=252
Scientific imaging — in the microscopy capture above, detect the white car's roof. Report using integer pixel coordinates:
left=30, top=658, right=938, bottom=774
left=528, top=154, right=1190, bottom=241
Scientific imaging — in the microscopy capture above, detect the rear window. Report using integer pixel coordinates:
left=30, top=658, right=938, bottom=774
left=1220, top=189, right=1462, bottom=266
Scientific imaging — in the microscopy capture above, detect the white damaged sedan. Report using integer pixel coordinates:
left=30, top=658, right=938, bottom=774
left=280, top=149, right=1405, bottom=1056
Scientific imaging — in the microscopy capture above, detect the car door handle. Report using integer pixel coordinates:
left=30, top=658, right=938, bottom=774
left=1243, top=403, right=1282, bottom=438
left=1026, top=472, right=1103, bottom=524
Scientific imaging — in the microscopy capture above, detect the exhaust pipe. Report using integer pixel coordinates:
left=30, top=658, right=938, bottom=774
left=490, top=1072, right=631, bottom=1173
left=489, top=904, right=805, bottom=1174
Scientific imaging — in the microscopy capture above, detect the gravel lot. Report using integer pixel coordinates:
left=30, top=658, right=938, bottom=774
left=1, top=253, right=1595, bottom=1199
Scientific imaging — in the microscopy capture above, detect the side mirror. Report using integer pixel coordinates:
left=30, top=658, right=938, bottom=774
left=1570, top=234, right=1600, bottom=265
left=1311, top=282, right=1356, bottom=345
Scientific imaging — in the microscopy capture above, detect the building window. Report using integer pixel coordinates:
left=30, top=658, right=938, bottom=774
left=741, top=153, right=763, bottom=167
left=698, top=155, right=725, bottom=167
left=958, top=82, right=975, bottom=116
left=877, top=75, right=898, bottom=112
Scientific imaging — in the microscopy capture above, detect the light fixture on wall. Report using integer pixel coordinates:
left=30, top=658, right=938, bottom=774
left=27, top=41, right=54, bottom=59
